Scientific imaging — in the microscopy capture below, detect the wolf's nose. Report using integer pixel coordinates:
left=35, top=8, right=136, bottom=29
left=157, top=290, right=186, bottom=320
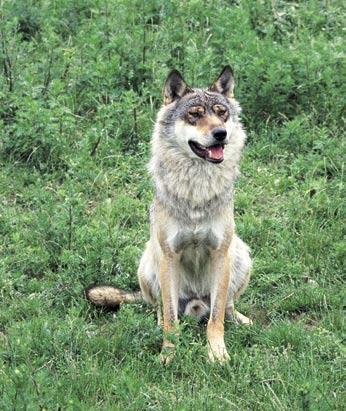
left=212, top=128, right=227, bottom=141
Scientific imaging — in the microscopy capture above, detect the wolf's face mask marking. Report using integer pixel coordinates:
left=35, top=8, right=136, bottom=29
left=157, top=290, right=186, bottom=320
left=161, top=66, right=240, bottom=164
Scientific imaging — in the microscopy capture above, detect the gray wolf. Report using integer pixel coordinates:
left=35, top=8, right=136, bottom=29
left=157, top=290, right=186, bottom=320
left=86, top=66, right=252, bottom=363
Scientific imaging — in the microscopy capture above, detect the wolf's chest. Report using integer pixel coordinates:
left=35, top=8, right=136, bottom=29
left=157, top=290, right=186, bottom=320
left=179, top=241, right=211, bottom=276
left=166, top=226, right=222, bottom=297
left=178, top=235, right=215, bottom=298
left=168, top=227, right=220, bottom=254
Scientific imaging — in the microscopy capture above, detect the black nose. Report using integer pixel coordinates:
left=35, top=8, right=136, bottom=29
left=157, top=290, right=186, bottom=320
left=212, top=128, right=227, bottom=142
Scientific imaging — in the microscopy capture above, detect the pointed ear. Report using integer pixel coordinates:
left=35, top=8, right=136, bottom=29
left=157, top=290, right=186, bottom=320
left=208, top=66, right=235, bottom=98
left=163, top=69, right=192, bottom=105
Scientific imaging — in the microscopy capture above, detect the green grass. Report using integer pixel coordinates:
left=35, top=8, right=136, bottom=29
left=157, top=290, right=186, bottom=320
left=0, top=1, right=344, bottom=409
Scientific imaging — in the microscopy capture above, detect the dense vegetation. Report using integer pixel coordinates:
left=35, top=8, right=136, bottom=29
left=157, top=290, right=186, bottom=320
left=0, top=1, right=344, bottom=409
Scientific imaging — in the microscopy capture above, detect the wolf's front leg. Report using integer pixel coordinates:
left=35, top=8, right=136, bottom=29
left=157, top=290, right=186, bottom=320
left=207, top=250, right=231, bottom=363
left=158, top=254, right=180, bottom=364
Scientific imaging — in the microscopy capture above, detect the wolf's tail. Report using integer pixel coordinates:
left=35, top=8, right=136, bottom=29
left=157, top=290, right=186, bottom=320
left=85, top=285, right=143, bottom=308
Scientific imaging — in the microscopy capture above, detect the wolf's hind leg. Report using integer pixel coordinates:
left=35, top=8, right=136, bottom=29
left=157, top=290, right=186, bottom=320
left=226, top=301, right=252, bottom=325
left=226, top=236, right=252, bottom=325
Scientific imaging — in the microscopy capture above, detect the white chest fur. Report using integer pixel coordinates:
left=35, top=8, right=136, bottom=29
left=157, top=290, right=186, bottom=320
left=165, top=218, right=231, bottom=298
left=167, top=226, right=220, bottom=253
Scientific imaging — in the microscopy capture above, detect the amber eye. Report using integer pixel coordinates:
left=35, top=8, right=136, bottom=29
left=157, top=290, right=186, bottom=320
left=188, top=106, right=205, bottom=122
left=213, top=105, right=228, bottom=118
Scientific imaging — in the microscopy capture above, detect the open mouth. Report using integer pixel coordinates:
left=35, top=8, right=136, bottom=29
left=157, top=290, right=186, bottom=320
left=188, top=141, right=225, bottom=163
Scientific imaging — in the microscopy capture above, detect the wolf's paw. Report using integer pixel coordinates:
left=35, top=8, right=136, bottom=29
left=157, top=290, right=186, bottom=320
left=234, top=310, right=253, bottom=326
left=160, top=343, right=175, bottom=365
left=207, top=343, right=230, bottom=364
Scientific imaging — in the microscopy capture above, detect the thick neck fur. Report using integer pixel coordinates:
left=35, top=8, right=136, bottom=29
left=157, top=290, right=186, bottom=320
left=149, top=106, right=246, bottom=225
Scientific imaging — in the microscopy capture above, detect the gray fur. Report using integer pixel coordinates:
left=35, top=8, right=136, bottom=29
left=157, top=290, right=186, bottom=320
left=139, top=71, right=252, bottom=321
left=150, top=88, right=245, bottom=225
left=159, top=89, right=241, bottom=140
left=86, top=69, right=253, bottom=359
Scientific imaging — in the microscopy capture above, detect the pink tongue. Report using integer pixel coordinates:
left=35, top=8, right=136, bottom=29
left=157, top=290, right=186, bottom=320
left=207, top=145, right=224, bottom=160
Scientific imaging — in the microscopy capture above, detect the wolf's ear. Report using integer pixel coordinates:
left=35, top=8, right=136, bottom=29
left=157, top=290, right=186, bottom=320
left=163, top=69, right=192, bottom=105
left=208, top=66, right=235, bottom=98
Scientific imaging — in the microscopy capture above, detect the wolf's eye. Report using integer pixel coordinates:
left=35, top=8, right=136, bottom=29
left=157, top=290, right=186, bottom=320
left=188, top=106, right=205, bottom=121
left=189, top=111, right=201, bottom=118
left=213, top=105, right=228, bottom=118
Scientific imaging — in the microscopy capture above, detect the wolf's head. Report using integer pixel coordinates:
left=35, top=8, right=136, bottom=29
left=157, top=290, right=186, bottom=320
left=157, top=66, right=241, bottom=164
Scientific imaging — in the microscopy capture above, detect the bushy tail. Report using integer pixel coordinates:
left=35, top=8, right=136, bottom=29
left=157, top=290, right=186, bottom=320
left=85, top=285, right=143, bottom=309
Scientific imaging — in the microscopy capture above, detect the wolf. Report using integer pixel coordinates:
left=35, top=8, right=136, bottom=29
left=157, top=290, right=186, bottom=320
left=86, top=66, right=252, bottom=363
